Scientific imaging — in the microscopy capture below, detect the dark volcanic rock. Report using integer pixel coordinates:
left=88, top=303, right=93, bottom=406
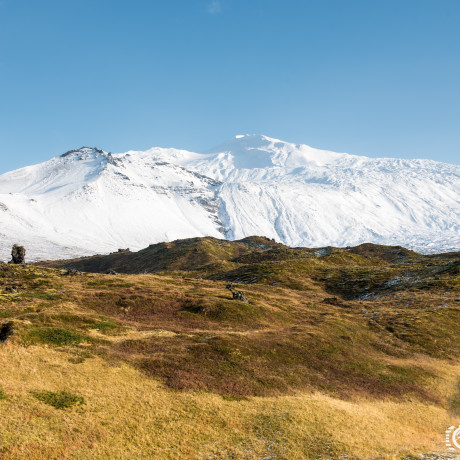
left=0, top=321, right=14, bottom=343
left=10, top=244, right=26, bottom=264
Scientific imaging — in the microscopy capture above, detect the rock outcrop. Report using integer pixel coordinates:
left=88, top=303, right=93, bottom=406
left=226, top=284, right=249, bottom=303
left=10, top=245, right=25, bottom=264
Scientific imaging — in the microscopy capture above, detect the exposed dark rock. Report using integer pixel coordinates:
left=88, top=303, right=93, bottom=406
left=63, top=269, right=82, bottom=276
left=226, top=283, right=249, bottom=303
left=0, top=321, right=13, bottom=343
left=10, top=244, right=26, bottom=264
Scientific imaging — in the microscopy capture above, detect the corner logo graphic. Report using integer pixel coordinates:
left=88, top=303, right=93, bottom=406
left=445, top=426, right=460, bottom=451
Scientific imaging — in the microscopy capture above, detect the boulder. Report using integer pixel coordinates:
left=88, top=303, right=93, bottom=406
left=10, top=244, right=26, bottom=264
left=0, top=321, right=13, bottom=343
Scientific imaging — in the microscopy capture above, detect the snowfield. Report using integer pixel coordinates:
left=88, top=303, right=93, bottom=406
left=0, top=135, right=459, bottom=261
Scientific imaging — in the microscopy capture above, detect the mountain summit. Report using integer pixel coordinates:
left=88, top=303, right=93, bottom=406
left=0, top=136, right=459, bottom=260
left=205, top=134, right=348, bottom=170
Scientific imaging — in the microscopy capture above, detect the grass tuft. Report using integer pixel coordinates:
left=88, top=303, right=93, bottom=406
left=30, top=390, right=85, bottom=409
left=449, top=379, right=460, bottom=415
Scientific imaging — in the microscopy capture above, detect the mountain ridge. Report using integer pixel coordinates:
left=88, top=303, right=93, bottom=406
left=0, top=135, right=459, bottom=261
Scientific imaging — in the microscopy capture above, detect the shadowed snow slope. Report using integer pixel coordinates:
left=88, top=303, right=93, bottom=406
left=0, top=135, right=459, bottom=260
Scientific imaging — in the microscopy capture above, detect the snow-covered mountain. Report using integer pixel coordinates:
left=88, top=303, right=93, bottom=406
left=0, top=135, right=459, bottom=260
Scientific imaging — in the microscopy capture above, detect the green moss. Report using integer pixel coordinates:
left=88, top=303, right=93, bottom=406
left=30, top=390, right=85, bottom=409
left=91, top=320, right=118, bottom=330
left=87, top=320, right=123, bottom=335
left=0, top=387, right=8, bottom=400
left=0, top=308, right=16, bottom=318
left=26, top=327, right=87, bottom=346
left=0, top=293, right=20, bottom=303
left=28, top=293, right=61, bottom=300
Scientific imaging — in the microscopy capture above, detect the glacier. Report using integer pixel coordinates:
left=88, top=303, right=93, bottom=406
left=0, top=134, right=458, bottom=261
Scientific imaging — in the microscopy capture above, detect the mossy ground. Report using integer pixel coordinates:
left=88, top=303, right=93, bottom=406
left=1, top=239, right=459, bottom=458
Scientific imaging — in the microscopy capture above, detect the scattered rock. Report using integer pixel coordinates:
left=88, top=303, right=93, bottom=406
left=226, top=284, right=249, bottom=303
left=63, top=269, right=82, bottom=276
left=10, top=244, right=25, bottom=264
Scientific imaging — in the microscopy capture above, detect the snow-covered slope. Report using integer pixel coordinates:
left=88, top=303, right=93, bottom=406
left=0, top=135, right=459, bottom=260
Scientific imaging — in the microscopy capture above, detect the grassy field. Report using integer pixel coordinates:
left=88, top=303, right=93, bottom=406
left=1, top=239, right=459, bottom=458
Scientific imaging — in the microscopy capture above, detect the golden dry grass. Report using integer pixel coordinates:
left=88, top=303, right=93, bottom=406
left=1, top=247, right=459, bottom=459
left=0, top=342, right=459, bottom=459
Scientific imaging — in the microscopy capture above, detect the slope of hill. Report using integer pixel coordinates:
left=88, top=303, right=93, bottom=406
left=1, top=240, right=459, bottom=458
left=0, top=135, right=459, bottom=261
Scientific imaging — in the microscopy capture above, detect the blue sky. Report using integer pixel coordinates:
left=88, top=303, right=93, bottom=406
left=0, top=0, right=459, bottom=173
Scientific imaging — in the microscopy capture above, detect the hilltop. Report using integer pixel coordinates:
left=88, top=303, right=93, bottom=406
left=42, top=236, right=457, bottom=300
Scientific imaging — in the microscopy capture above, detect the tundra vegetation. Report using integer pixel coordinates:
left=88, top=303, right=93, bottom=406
left=0, top=236, right=459, bottom=459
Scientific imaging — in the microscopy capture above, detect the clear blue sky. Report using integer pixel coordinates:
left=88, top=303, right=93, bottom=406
left=0, top=0, right=459, bottom=173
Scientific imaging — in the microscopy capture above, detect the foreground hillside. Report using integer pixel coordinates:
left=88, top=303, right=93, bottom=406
left=1, top=134, right=459, bottom=261
left=1, top=238, right=460, bottom=458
